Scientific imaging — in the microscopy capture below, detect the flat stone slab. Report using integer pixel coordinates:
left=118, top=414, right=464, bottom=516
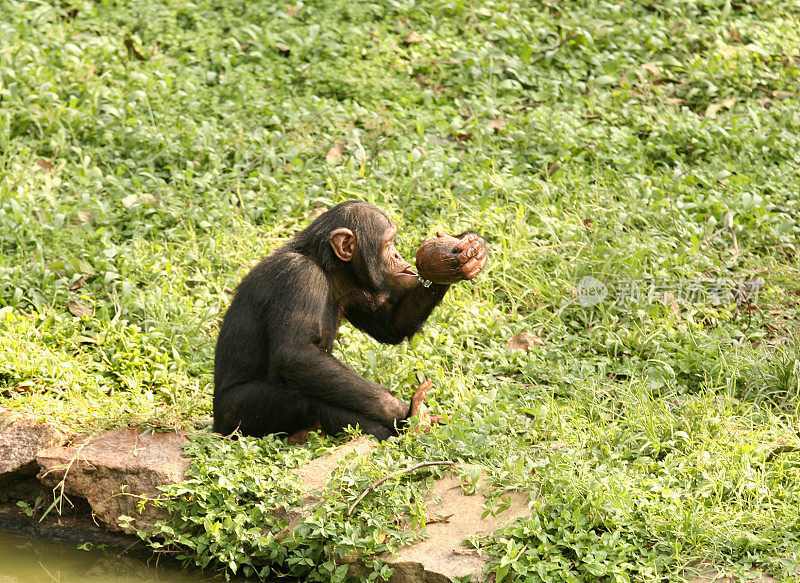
left=344, top=465, right=528, bottom=583
left=273, top=437, right=377, bottom=542
left=381, top=467, right=529, bottom=582
left=37, top=428, right=189, bottom=533
left=0, top=410, right=65, bottom=497
left=279, top=441, right=531, bottom=582
left=295, top=437, right=376, bottom=493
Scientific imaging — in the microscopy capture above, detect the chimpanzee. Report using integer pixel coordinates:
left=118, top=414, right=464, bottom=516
left=212, top=201, right=487, bottom=441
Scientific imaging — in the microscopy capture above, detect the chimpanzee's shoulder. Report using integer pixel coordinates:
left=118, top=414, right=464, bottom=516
left=245, top=248, right=325, bottom=285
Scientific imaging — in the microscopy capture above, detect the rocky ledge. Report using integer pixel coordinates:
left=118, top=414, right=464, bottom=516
left=0, top=410, right=529, bottom=582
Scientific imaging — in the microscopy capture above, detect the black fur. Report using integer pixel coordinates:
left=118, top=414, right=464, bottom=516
left=212, top=201, right=450, bottom=440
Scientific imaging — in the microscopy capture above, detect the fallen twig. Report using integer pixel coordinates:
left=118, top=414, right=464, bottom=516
left=346, top=461, right=455, bottom=517
left=39, top=439, right=90, bottom=519
left=469, top=0, right=495, bottom=47
left=389, top=59, right=464, bottom=69
left=531, top=242, right=586, bottom=252
left=766, top=445, right=800, bottom=462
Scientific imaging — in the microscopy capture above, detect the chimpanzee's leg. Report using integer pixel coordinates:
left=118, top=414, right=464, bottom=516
left=212, top=381, right=396, bottom=440
left=212, top=382, right=314, bottom=437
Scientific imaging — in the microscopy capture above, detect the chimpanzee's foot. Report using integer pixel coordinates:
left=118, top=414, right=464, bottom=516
left=410, top=378, right=432, bottom=417
left=409, top=379, right=444, bottom=432
left=287, top=423, right=326, bottom=445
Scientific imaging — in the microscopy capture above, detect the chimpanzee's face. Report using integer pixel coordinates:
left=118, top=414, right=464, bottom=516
left=381, top=226, right=418, bottom=291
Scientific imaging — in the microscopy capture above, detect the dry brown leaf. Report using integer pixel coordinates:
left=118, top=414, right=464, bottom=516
left=487, top=118, right=507, bottom=130
left=508, top=332, right=543, bottom=352
left=665, top=97, right=685, bottom=105
left=642, top=62, right=660, bottom=77
left=285, top=3, right=300, bottom=17
left=276, top=42, right=291, bottom=56
left=704, top=102, right=724, bottom=119
left=68, top=299, right=93, bottom=319
left=36, top=159, right=55, bottom=172
left=544, top=161, right=560, bottom=178
left=325, top=143, right=345, bottom=162
left=69, top=274, right=91, bottom=291
left=124, top=38, right=146, bottom=61
left=404, top=31, right=423, bottom=44
left=426, top=513, right=454, bottom=525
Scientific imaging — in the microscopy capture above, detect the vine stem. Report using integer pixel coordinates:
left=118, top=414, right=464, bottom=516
left=530, top=31, right=580, bottom=65
left=346, top=461, right=456, bottom=517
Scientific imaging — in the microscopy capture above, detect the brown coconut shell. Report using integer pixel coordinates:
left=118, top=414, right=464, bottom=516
left=415, top=236, right=463, bottom=284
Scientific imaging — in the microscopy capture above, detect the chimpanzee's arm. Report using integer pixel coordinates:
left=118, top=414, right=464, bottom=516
left=274, top=342, right=411, bottom=423
left=268, top=273, right=411, bottom=424
left=344, top=283, right=451, bottom=345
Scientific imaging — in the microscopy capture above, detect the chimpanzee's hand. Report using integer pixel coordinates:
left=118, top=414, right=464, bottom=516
left=437, top=231, right=487, bottom=280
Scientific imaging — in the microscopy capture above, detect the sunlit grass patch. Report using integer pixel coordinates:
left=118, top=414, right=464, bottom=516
left=2, top=0, right=800, bottom=580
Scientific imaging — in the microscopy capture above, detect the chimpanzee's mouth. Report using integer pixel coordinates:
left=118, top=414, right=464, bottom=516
left=398, top=267, right=418, bottom=277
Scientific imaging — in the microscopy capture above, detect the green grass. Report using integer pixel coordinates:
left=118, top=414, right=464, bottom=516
left=2, top=0, right=800, bottom=580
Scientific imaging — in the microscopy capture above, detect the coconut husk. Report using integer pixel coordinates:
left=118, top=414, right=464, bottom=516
left=415, top=236, right=463, bottom=284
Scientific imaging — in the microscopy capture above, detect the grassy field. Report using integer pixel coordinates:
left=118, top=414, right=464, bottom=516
left=2, top=0, right=800, bottom=581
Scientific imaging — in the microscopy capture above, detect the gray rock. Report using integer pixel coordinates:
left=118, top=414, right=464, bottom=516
left=36, top=429, right=189, bottom=533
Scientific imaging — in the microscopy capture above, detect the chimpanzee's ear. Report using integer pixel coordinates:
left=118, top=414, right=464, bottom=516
left=329, top=228, right=356, bottom=262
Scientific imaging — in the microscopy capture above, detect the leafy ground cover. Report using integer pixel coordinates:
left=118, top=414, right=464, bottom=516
left=2, top=0, right=800, bottom=580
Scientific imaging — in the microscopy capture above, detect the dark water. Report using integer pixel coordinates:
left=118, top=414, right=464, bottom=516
left=0, top=527, right=232, bottom=583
